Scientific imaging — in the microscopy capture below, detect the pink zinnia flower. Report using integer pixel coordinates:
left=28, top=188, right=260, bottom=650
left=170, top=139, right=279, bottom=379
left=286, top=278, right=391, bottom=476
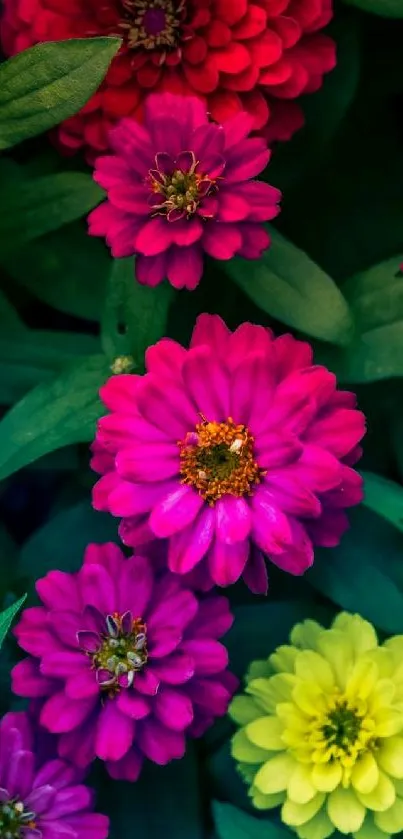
left=12, top=543, right=236, bottom=781
left=0, top=711, right=108, bottom=839
left=88, top=93, right=281, bottom=290
left=92, top=315, right=366, bottom=593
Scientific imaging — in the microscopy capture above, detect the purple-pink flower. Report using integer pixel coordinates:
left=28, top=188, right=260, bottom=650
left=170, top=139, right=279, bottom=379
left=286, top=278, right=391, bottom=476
left=92, top=314, right=366, bottom=593
left=88, top=92, right=281, bottom=290
left=0, top=710, right=108, bottom=839
left=12, top=543, right=236, bottom=781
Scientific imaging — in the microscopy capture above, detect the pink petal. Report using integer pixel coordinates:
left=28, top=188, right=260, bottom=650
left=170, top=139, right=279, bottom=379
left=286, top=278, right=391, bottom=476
left=150, top=485, right=205, bottom=538
left=168, top=506, right=215, bottom=574
left=137, top=376, right=199, bottom=438
left=270, top=520, right=314, bottom=575
left=117, top=553, right=154, bottom=617
left=208, top=539, right=249, bottom=586
left=182, top=345, right=229, bottom=420
left=116, top=443, right=179, bottom=482
left=12, top=659, right=56, bottom=698
left=117, top=692, right=150, bottom=720
left=108, top=480, right=171, bottom=517
left=40, top=652, right=88, bottom=678
left=106, top=748, right=143, bottom=782
left=36, top=571, right=80, bottom=612
left=215, top=496, right=251, bottom=544
left=190, top=314, right=230, bottom=354
left=138, top=719, right=186, bottom=764
left=307, top=509, right=349, bottom=548
left=77, top=563, right=116, bottom=615
left=145, top=339, right=187, bottom=378
left=134, top=217, right=172, bottom=256
left=225, top=137, right=270, bottom=181
left=228, top=322, right=273, bottom=368
left=202, top=222, right=242, bottom=259
left=166, top=245, right=204, bottom=290
left=40, top=693, right=96, bottom=733
left=230, top=351, right=276, bottom=431
left=147, top=587, right=198, bottom=633
left=148, top=627, right=182, bottom=658
left=154, top=688, right=194, bottom=731
left=250, top=487, right=293, bottom=555
left=255, top=431, right=302, bottom=468
left=181, top=639, right=228, bottom=674
left=95, top=701, right=134, bottom=761
left=242, top=547, right=269, bottom=594
left=263, top=477, right=321, bottom=518
left=99, top=373, right=141, bottom=413
left=135, top=252, right=168, bottom=287
left=134, top=669, right=160, bottom=695
left=151, top=653, right=195, bottom=684
left=187, top=596, right=233, bottom=639
left=291, top=444, right=342, bottom=492
left=65, top=670, right=100, bottom=700
left=305, top=408, right=366, bottom=458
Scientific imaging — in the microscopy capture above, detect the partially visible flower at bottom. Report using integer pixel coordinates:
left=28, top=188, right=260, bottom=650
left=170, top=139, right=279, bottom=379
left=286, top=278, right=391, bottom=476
left=12, top=543, right=237, bottom=781
left=88, top=93, right=281, bottom=290
left=0, top=710, right=108, bottom=839
left=230, top=612, right=403, bottom=839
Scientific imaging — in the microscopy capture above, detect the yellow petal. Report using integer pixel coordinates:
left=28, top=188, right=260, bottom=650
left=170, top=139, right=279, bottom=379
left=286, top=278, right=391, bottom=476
left=291, top=620, right=324, bottom=651
left=246, top=716, right=284, bottom=751
left=250, top=673, right=296, bottom=713
left=357, top=771, right=396, bottom=812
left=251, top=790, right=285, bottom=810
left=295, top=650, right=335, bottom=692
left=332, top=614, right=378, bottom=657
left=312, top=762, right=343, bottom=792
left=293, top=682, right=327, bottom=716
left=374, top=798, right=403, bottom=834
left=377, top=737, right=403, bottom=779
left=254, top=753, right=295, bottom=795
left=327, top=787, right=366, bottom=834
left=288, top=764, right=318, bottom=804
left=345, top=659, right=379, bottom=701
left=375, top=711, right=403, bottom=738
left=270, top=645, right=298, bottom=674
left=369, top=678, right=396, bottom=712
left=229, top=696, right=261, bottom=726
left=316, top=629, right=353, bottom=691
left=246, top=659, right=272, bottom=681
left=238, top=763, right=257, bottom=783
left=353, top=814, right=387, bottom=839
left=282, top=793, right=326, bottom=827
left=231, top=729, right=271, bottom=763
left=352, top=753, right=380, bottom=794
left=295, top=810, right=334, bottom=839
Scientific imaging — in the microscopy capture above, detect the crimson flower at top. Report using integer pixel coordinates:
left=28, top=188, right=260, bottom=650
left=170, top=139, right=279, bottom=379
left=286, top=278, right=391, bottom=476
left=88, top=93, right=281, bottom=290
left=0, top=0, right=336, bottom=162
left=92, top=314, right=366, bottom=593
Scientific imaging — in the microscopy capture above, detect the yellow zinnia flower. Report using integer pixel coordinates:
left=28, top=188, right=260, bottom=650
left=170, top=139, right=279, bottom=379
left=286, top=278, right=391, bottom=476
left=229, top=612, right=403, bottom=839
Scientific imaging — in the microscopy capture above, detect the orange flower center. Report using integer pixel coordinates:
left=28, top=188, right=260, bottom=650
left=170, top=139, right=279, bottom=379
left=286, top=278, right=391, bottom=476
left=179, top=418, right=263, bottom=505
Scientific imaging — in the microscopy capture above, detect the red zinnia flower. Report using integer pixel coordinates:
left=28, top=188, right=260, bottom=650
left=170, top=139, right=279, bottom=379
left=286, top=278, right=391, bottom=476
left=1, top=0, right=336, bottom=162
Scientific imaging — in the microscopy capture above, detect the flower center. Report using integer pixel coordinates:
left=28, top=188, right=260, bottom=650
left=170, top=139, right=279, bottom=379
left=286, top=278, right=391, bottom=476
left=120, top=0, right=188, bottom=51
left=78, top=612, right=147, bottom=693
left=179, top=417, right=263, bottom=505
left=310, top=696, right=377, bottom=769
left=0, top=799, right=36, bottom=839
left=148, top=151, right=216, bottom=222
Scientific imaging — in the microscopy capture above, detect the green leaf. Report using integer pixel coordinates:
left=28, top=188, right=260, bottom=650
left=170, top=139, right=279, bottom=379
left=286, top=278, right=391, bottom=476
left=0, top=170, right=103, bottom=256
left=213, top=802, right=289, bottom=839
left=0, top=288, right=23, bottom=329
left=317, top=257, right=403, bottom=382
left=2, top=222, right=110, bottom=321
left=0, top=37, right=121, bottom=150
left=307, top=506, right=403, bottom=634
left=224, top=228, right=354, bottom=346
left=343, top=0, right=403, bottom=16
left=102, top=257, right=176, bottom=369
left=20, top=501, right=117, bottom=581
left=0, top=354, right=110, bottom=480
left=103, top=747, right=203, bottom=839
left=0, top=594, right=26, bottom=648
left=362, top=471, right=403, bottom=532
left=0, top=328, right=100, bottom=405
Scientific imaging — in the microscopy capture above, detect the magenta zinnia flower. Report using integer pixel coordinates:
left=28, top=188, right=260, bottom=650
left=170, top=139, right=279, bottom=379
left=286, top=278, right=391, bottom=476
left=92, top=315, right=366, bottom=593
left=0, top=710, right=108, bottom=839
left=12, top=543, right=236, bottom=781
left=88, top=92, right=281, bottom=290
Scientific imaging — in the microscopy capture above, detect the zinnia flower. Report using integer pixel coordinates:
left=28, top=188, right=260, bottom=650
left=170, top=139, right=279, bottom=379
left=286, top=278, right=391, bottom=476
left=0, top=710, right=108, bottom=839
left=88, top=93, right=281, bottom=290
left=92, top=314, right=365, bottom=592
left=229, top=612, right=403, bottom=839
left=0, top=0, right=336, bottom=162
left=12, top=543, right=236, bottom=781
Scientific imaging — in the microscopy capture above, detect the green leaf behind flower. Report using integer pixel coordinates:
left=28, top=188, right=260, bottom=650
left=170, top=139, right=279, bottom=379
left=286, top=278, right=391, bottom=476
left=0, top=354, right=110, bottom=480
left=102, top=257, right=176, bottom=369
left=224, top=228, right=354, bottom=346
left=0, top=37, right=121, bottom=150
left=343, top=0, right=403, bottom=17
left=0, top=170, right=103, bottom=255
left=362, top=471, right=403, bottom=532
left=0, top=594, right=26, bottom=649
